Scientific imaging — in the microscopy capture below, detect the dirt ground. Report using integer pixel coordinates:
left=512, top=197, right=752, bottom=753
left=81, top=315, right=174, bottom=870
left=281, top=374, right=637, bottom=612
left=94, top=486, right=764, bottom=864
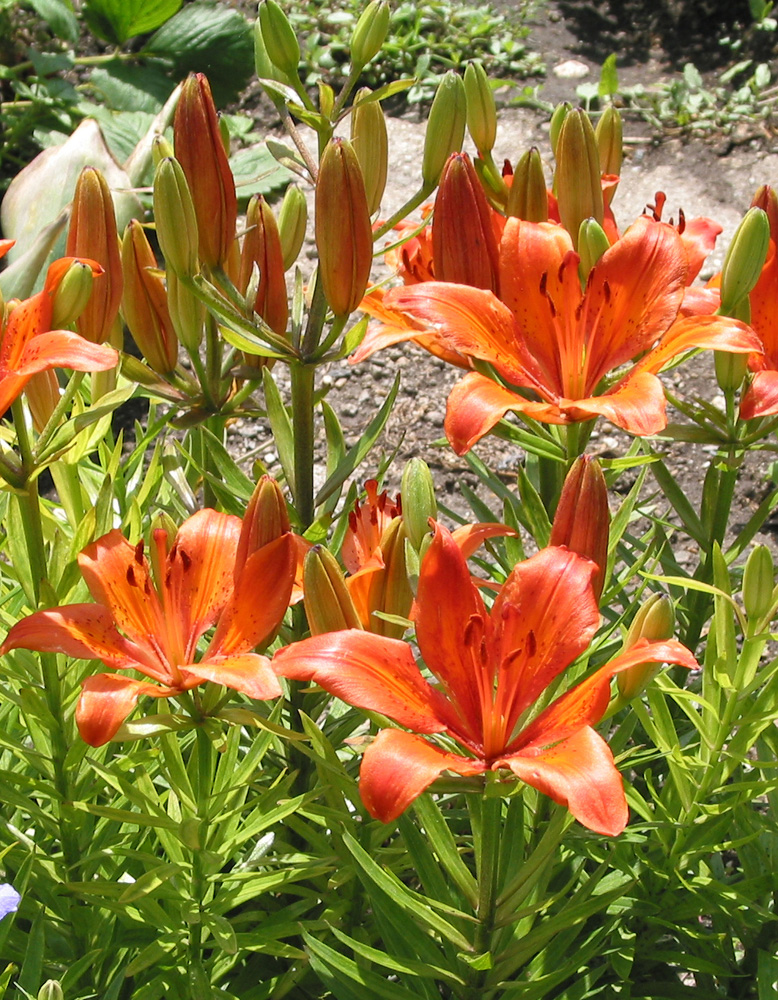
left=228, top=0, right=778, bottom=550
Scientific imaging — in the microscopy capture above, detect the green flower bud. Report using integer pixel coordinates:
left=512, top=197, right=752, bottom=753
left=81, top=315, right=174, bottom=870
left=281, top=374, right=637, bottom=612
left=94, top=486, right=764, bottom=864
left=153, top=157, right=199, bottom=278
left=37, top=982, right=64, bottom=1000
left=616, top=593, right=675, bottom=701
left=166, top=269, right=204, bottom=354
left=577, top=218, right=611, bottom=284
left=401, top=458, right=437, bottom=551
left=719, top=206, right=770, bottom=315
left=549, top=102, right=572, bottom=158
left=151, top=133, right=175, bottom=167
left=595, top=106, right=623, bottom=178
left=464, top=60, right=497, bottom=157
left=277, top=185, right=308, bottom=270
left=554, top=109, right=603, bottom=248
left=258, top=0, right=300, bottom=79
left=742, top=544, right=775, bottom=621
left=51, top=261, right=95, bottom=328
left=505, top=147, right=548, bottom=221
left=351, top=88, right=388, bottom=215
left=304, top=545, right=363, bottom=635
left=714, top=347, right=749, bottom=393
left=350, top=0, right=390, bottom=69
left=422, top=71, right=467, bottom=191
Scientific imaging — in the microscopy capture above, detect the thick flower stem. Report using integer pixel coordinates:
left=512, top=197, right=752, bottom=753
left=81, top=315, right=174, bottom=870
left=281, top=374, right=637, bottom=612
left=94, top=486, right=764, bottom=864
left=465, top=778, right=503, bottom=997
left=11, top=399, right=47, bottom=606
left=290, top=361, right=316, bottom=530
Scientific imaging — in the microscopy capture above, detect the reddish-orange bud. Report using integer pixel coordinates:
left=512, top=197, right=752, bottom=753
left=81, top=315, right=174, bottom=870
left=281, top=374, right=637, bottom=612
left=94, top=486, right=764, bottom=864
left=432, top=152, right=500, bottom=293
left=549, top=456, right=610, bottom=601
left=236, top=475, right=291, bottom=574
left=304, top=545, right=364, bottom=635
left=238, top=195, right=289, bottom=336
left=751, top=185, right=778, bottom=246
left=315, top=137, right=373, bottom=316
left=174, top=73, right=237, bottom=270
left=121, top=221, right=178, bottom=374
left=65, top=166, right=123, bottom=344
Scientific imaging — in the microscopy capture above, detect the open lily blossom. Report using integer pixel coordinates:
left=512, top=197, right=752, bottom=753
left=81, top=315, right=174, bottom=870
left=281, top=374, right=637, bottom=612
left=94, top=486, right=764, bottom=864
left=275, top=523, right=698, bottom=835
left=740, top=239, right=778, bottom=419
left=0, top=253, right=119, bottom=417
left=0, top=509, right=296, bottom=745
left=359, top=216, right=760, bottom=453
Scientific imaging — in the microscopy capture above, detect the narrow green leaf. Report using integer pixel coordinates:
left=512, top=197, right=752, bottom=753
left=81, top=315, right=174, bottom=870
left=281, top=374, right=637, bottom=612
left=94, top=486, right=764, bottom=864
left=305, top=932, right=430, bottom=1000
left=649, top=456, right=706, bottom=547
left=118, top=862, right=183, bottom=903
left=262, top=368, right=295, bottom=491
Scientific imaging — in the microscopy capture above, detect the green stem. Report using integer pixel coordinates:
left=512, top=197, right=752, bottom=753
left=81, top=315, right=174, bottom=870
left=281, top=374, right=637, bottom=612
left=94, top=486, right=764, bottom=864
left=11, top=399, right=47, bottom=606
left=373, top=186, right=434, bottom=242
left=290, top=362, right=316, bottom=529
left=466, top=777, right=502, bottom=997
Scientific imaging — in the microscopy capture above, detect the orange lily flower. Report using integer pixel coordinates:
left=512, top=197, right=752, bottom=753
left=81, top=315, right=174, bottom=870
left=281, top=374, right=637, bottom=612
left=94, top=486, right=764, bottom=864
left=739, top=188, right=778, bottom=419
left=358, top=216, right=759, bottom=453
left=275, top=523, right=698, bottom=834
left=1, top=509, right=296, bottom=746
left=0, top=253, right=118, bottom=418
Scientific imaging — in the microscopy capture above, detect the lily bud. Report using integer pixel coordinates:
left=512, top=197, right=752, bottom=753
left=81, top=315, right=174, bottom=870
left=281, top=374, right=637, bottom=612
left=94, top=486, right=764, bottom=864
left=258, top=0, right=300, bottom=79
left=577, top=218, right=611, bottom=284
left=37, top=982, right=64, bottom=1000
left=719, top=206, right=770, bottom=315
left=277, top=185, right=308, bottom=270
left=153, top=157, right=199, bottom=278
left=26, top=370, right=60, bottom=433
left=595, top=106, right=623, bottom=204
left=554, top=109, right=603, bottom=248
left=401, top=458, right=437, bottom=551
left=237, top=475, right=291, bottom=573
left=166, top=269, right=204, bottom=354
left=351, top=88, right=388, bottom=216
left=174, top=73, right=237, bottom=271
left=464, top=60, right=497, bottom=157
left=432, top=152, right=500, bottom=292
left=751, top=185, right=778, bottom=244
left=714, top=344, right=749, bottom=393
left=239, top=195, right=288, bottom=336
left=742, top=544, right=775, bottom=621
left=350, top=0, right=390, bottom=69
left=421, top=71, right=467, bottom=191
left=616, top=593, right=675, bottom=701
left=315, top=137, right=373, bottom=316
left=365, top=518, right=413, bottom=638
left=151, top=133, right=174, bottom=166
left=50, top=260, right=95, bottom=329
left=66, top=166, right=122, bottom=344
left=505, top=147, right=548, bottom=221
left=121, top=221, right=178, bottom=375
left=549, top=102, right=571, bottom=158
left=549, top=455, right=609, bottom=601
left=304, top=545, right=363, bottom=635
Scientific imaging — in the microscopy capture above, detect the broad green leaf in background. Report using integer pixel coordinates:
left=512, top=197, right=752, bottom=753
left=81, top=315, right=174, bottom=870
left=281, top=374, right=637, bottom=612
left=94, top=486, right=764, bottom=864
left=28, top=0, right=79, bottom=43
left=83, top=0, right=182, bottom=45
left=229, top=143, right=293, bottom=199
left=144, top=1, right=254, bottom=105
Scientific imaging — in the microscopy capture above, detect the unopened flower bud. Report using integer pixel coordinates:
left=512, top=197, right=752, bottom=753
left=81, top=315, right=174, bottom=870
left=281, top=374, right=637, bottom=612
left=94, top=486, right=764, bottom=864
left=315, top=137, right=373, bottom=316
left=25, top=370, right=60, bottom=433
left=153, top=157, right=199, bottom=278
left=239, top=195, right=288, bottom=336
left=237, top=475, right=291, bottom=573
left=505, top=147, right=548, bottom=221
left=318, top=81, right=335, bottom=120
left=554, top=109, right=603, bottom=248
left=549, top=455, right=609, bottom=601
left=364, top=518, right=413, bottom=637
left=751, top=185, right=778, bottom=244
left=121, top=221, right=178, bottom=374
left=277, top=185, right=308, bottom=270
left=742, top=544, right=775, bottom=621
left=549, top=102, right=571, bottom=158
left=616, top=593, right=675, bottom=700
left=174, top=73, right=237, bottom=271
left=166, top=269, right=204, bottom=354
left=50, top=260, right=95, bottom=328
left=304, top=545, right=363, bottom=635
left=37, top=982, right=64, bottom=1000
left=351, top=88, right=388, bottom=216
left=577, top=218, right=611, bottom=283
left=719, top=206, right=770, bottom=315
left=421, top=71, right=467, bottom=191
left=151, top=134, right=174, bottom=166
left=66, top=166, right=122, bottom=344
left=350, top=0, right=390, bottom=69
left=401, top=458, right=437, bottom=551
left=432, top=152, right=500, bottom=292
left=258, top=0, right=300, bottom=78
left=595, top=105, right=623, bottom=203
left=714, top=346, right=749, bottom=393
left=464, top=60, right=497, bottom=157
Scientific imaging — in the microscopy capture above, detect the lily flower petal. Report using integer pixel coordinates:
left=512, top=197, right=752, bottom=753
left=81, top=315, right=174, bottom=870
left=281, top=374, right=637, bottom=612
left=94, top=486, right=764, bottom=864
left=561, top=371, right=668, bottom=436
left=498, top=727, right=628, bottom=836
left=183, top=653, right=282, bottom=700
left=76, top=673, right=179, bottom=747
left=273, top=629, right=449, bottom=733
left=741, top=369, right=778, bottom=420
left=360, top=728, right=485, bottom=823
left=634, top=313, right=762, bottom=377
